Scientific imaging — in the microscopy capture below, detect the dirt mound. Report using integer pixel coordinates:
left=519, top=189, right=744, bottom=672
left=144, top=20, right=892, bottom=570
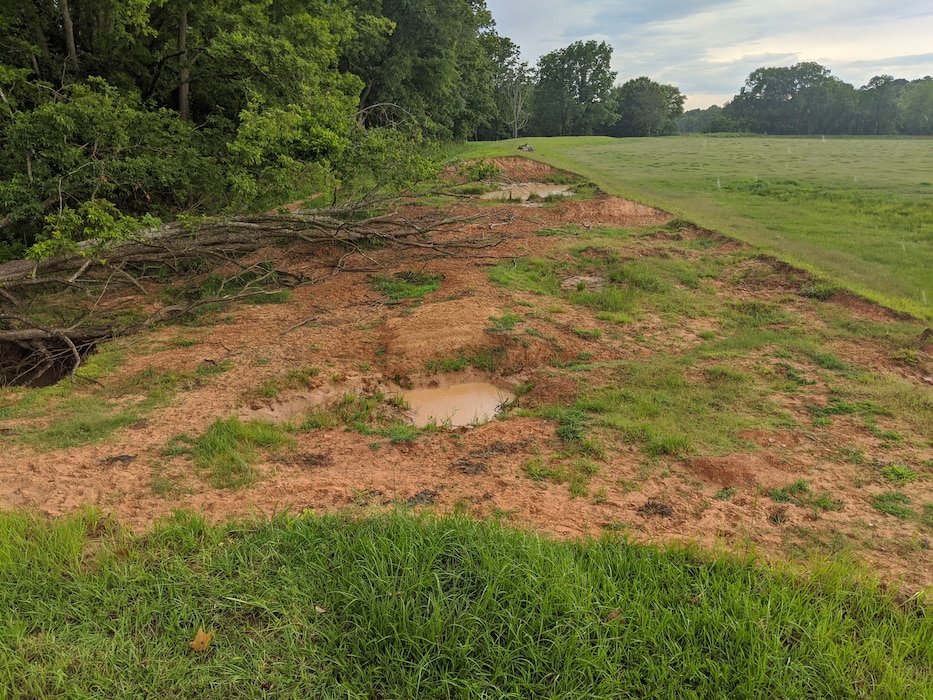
left=488, top=156, right=560, bottom=181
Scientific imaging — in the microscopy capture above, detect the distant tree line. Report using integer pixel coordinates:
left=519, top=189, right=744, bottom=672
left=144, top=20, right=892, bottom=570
left=678, top=62, right=933, bottom=135
left=477, top=39, right=685, bottom=140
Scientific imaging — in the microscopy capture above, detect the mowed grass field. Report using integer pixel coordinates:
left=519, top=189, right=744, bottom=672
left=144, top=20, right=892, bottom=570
left=458, top=136, right=933, bottom=321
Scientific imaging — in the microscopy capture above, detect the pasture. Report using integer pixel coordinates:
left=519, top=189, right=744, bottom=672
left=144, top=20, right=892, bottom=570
left=459, top=136, right=933, bottom=320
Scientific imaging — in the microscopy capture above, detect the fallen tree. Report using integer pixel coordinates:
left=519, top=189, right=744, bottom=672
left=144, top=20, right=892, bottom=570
left=0, top=201, right=515, bottom=386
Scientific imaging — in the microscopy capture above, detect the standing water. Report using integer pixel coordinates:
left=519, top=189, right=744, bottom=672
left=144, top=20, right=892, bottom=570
left=403, top=383, right=513, bottom=428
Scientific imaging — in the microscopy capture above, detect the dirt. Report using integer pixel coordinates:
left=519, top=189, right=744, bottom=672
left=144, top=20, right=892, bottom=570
left=2, top=156, right=933, bottom=594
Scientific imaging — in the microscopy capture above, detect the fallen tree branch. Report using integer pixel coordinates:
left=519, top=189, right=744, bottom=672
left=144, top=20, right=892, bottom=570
left=0, top=203, right=516, bottom=386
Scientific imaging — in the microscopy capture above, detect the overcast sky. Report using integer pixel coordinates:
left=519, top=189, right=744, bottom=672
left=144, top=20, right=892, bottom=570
left=484, top=0, right=933, bottom=109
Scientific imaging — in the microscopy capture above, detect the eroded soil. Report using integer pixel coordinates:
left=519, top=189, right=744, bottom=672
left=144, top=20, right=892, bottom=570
left=2, top=156, right=933, bottom=593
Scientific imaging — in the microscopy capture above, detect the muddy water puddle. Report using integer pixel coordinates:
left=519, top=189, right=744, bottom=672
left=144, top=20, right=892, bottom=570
left=404, top=383, right=513, bottom=427
left=480, top=183, right=572, bottom=201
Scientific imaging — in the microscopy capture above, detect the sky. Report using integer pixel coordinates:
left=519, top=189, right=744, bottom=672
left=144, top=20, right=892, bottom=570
left=484, top=0, right=933, bottom=110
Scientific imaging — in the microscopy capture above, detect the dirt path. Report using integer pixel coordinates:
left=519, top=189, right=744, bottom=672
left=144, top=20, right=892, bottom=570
left=2, top=156, right=932, bottom=594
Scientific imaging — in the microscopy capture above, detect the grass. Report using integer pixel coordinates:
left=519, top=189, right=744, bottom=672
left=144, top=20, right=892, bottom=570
left=294, top=390, right=423, bottom=445
left=871, top=491, right=915, bottom=519
left=247, top=366, right=321, bottom=399
left=768, top=480, right=843, bottom=512
left=425, top=347, right=507, bottom=374
left=168, top=417, right=292, bottom=489
left=458, top=136, right=933, bottom=320
left=0, top=509, right=929, bottom=697
left=575, top=355, right=786, bottom=457
left=0, top=346, right=248, bottom=451
left=372, top=271, right=442, bottom=302
left=0, top=357, right=194, bottom=449
left=524, top=456, right=600, bottom=497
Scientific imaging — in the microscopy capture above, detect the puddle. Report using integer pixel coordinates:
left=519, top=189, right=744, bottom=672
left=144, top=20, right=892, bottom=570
left=480, top=183, right=572, bottom=201
left=403, top=383, right=513, bottom=427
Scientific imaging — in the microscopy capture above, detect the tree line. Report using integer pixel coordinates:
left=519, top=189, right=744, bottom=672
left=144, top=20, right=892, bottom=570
left=0, top=1, right=687, bottom=261
left=3, top=2, right=930, bottom=263
left=679, top=62, right=933, bottom=136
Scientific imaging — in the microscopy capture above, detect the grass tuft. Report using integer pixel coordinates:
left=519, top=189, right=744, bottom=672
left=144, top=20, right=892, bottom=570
left=0, top=510, right=930, bottom=697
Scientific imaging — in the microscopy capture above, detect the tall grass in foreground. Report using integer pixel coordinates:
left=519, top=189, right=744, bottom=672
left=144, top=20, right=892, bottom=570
left=0, top=510, right=929, bottom=698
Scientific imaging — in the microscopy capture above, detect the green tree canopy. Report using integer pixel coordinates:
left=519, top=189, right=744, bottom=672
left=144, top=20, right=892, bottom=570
left=530, top=40, right=616, bottom=137
left=347, top=0, right=497, bottom=139
left=896, top=77, right=933, bottom=135
left=605, top=76, right=685, bottom=137
left=2, top=0, right=503, bottom=260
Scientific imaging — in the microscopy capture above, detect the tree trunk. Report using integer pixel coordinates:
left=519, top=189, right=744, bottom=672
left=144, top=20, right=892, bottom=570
left=178, top=2, right=190, bottom=121
left=61, top=0, right=79, bottom=71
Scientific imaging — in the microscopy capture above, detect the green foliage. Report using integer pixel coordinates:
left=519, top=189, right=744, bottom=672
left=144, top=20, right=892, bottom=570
left=769, top=480, right=842, bottom=511
left=351, top=0, right=497, bottom=139
left=871, top=492, right=914, bottom=519
left=0, top=0, right=468, bottom=261
left=463, top=159, right=501, bottom=181
left=486, top=313, right=521, bottom=332
left=881, top=465, right=918, bottom=485
left=175, top=417, right=292, bottom=489
left=608, top=77, right=685, bottom=137
left=531, top=40, right=617, bottom=137
left=0, top=510, right=931, bottom=696
left=488, top=258, right=562, bottom=296
left=372, top=271, right=442, bottom=301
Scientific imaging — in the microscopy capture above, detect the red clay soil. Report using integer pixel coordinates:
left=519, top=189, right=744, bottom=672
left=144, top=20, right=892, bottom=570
left=2, top=156, right=932, bottom=595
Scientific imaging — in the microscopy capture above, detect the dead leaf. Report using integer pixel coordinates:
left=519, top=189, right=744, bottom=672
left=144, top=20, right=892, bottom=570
left=189, top=627, right=213, bottom=652
left=314, top=605, right=328, bottom=614
left=606, top=608, right=624, bottom=622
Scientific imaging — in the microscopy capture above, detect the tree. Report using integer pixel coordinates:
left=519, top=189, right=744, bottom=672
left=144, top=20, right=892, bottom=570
left=725, top=62, right=858, bottom=134
left=0, top=0, right=378, bottom=256
left=607, top=77, right=684, bottom=137
left=529, top=40, right=616, bottom=136
left=347, top=0, right=498, bottom=139
left=500, top=61, right=535, bottom=138
left=897, top=77, right=933, bottom=135
left=857, top=75, right=904, bottom=135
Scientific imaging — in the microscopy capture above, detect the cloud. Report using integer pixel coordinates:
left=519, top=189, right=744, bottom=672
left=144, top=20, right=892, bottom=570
left=485, top=0, right=933, bottom=108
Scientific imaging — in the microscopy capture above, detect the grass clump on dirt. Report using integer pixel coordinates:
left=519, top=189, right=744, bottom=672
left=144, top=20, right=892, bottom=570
left=871, top=491, right=915, bottom=520
left=372, top=271, right=442, bottom=302
left=298, top=391, right=421, bottom=445
left=167, top=417, right=292, bottom=489
left=768, top=480, right=843, bottom=512
left=0, top=509, right=930, bottom=698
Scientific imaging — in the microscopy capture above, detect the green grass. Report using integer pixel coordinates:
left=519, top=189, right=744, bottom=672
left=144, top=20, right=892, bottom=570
left=0, top=509, right=929, bottom=697
left=882, top=465, right=919, bottom=484
left=0, top=361, right=191, bottom=449
left=574, top=355, right=786, bottom=457
left=425, top=347, right=506, bottom=374
left=247, top=366, right=321, bottom=399
left=458, top=136, right=933, bottom=320
left=871, top=491, right=915, bottom=519
left=168, top=417, right=292, bottom=489
left=372, top=271, right=442, bottom=301
left=769, top=480, right=843, bottom=512
left=486, top=313, right=522, bottom=332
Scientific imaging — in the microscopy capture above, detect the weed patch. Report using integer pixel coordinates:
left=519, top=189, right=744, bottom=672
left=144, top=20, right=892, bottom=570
left=769, top=480, right=842, bottom=512
left=373, top=271, right=442, bottom=302
left=871, top=492, right=914, bottom=519
left=171, top=417, right=292, bottom=489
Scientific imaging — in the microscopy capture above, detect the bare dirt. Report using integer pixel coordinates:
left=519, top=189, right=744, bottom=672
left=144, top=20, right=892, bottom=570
left=2, top=155, right=933, bottom=594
